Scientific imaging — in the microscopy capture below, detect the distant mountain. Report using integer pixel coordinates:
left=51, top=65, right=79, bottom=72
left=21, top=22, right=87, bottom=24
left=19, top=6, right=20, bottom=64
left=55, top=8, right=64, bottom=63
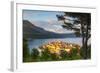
left=23, top=20, right=77, bottom=39
left=31, top=20, right=75, bottom=34
left=23, top=20, right=50, bottom=34
left=23, top=20, right=54, bottom=38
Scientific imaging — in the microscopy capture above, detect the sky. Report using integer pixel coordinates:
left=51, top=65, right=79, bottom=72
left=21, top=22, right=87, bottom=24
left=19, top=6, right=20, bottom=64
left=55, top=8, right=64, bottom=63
left=22, top=10, right=75, bottom=34
left=23, top=10, right=64, bottom=22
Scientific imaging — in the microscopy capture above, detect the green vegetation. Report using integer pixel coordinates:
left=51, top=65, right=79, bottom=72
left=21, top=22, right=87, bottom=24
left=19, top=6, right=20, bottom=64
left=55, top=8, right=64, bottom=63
left=27, top=47, right=82, bottom=62
left=80, top=45, right=91, bottom=59
left=23, top=40, right=89, bottom=62
left=23, top=38, right=31, bottom=62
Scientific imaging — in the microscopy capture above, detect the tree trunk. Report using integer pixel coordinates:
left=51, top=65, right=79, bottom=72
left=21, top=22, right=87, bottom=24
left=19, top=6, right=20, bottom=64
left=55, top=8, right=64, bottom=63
left=81, top=23, right=87, bottom=59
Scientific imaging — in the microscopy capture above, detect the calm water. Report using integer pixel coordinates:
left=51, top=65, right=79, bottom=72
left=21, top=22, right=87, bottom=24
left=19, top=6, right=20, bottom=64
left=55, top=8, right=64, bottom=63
left=28, top=38, right=82, bottom=52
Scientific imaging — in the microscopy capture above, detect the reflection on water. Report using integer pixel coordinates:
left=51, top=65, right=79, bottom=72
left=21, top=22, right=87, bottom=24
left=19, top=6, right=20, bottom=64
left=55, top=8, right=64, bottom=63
left=28, top=38, right=82, bottom=52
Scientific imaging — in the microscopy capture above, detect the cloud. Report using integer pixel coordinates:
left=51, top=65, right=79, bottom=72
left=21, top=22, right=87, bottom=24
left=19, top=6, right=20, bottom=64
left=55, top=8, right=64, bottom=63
left=32, top=20, right=74, bottom=34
